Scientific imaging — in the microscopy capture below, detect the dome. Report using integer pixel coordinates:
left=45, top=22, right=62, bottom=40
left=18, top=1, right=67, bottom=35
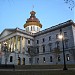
left=24, top=11, right=42, bottom=28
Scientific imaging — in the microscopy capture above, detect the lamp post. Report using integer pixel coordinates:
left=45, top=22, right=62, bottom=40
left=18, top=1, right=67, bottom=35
left=58, top=31, right=68, bottom=70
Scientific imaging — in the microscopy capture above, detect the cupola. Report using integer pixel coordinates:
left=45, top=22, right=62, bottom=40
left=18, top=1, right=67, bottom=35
left=24, top=11, right=42, bottom=33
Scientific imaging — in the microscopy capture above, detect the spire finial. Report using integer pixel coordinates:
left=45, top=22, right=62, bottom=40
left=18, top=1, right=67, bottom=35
left=32, top=5, right=34, bottom=11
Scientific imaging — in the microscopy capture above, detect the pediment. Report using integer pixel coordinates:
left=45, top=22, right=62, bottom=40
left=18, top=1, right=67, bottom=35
left=0, top=29, right=14, bottom=38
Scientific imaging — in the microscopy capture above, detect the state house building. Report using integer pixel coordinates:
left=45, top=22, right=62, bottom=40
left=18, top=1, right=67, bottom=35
left=0, top=11, right=75, bottom=65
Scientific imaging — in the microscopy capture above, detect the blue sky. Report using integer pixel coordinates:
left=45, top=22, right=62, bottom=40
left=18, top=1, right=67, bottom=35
left=0, top=0, right=75, bottom=33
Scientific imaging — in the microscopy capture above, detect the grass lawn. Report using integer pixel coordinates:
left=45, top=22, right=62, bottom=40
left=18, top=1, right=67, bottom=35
left=0, top=70, right=75, bottom=75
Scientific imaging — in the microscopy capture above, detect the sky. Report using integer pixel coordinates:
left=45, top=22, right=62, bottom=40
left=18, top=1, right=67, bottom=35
left=0, top=0, right=75, bottom=33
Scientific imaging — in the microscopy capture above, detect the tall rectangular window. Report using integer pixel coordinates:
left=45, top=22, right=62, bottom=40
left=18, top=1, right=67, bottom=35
left=56, top=34, right=58, bottom=39
left=58, top=55, right=61, bottom=62
left=37, top=58, right=39, bottom=63
left=43, top=45, right=45, bottom=53
left=49, top=43, right=52, bottom=52
left=64, top=32, right=67, bottom=37
left=49, top=36, right=51, bottom=41
left=43, top=57, right=45, bottom=62
left=43, top=38, right=45, bottom=42
left=66, top=54, right=70, bottom=61
left=65, top=40, right=68, bottom=49
left=37, top=40, right=39, bottom=44
left=50, top=56, right=52, bottom=62
left=37, top=47, right=39, bottom=54
left=28, top=48, right=30, bottom=53
left=29, top=58, right=32, bottom=63
left=28, top=39, right=30, bottom=44
left=10, top=56, right=13, bottom=62
left=55, top=41, right=60, bottom=48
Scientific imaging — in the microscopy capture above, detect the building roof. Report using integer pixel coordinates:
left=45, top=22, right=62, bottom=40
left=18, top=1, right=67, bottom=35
left=33, top=20, right=75, bottom=36
left=0, top=20, right=75, bottom=38
left=24, top=11, right=42, bottom=28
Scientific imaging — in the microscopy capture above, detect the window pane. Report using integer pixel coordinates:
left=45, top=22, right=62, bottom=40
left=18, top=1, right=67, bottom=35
left=55, top=41, right=60, bottom=48
left=64, top=32, right=67, bottom=37
left=66, top=54, right=70, bottom=61
left=50, top=56, right=52, bottom=62
left=43, top=45, right=45, bottom=53
left=43, top=38, right=45, bottom=42
left=37, top=58, right=39, bottom=63
left=37, top=47, right=39, bottom=54
left=28, top=40, right=30, bottom=44
left=29, top=58, right=32, bottom=63
left=65, top=40, right=68, bottom=49
left=10, top=56, right=13, bottom=62
left=43, top=57, right=45, bottom=62
left=58, top=55, right=61, bottom=62
left=56, top=34, right=58, bottom=39
left=37, top=40, right=39, bottom=44
left=49, top=36, right=51, bottom=41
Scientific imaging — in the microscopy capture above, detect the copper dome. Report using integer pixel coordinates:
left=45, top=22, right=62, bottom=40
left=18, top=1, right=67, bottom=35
left=24, top=11, right=42, bottom=28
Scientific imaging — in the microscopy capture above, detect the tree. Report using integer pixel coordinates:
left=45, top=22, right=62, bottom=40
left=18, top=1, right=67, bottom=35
left=53, top=47, right=61, bottom=64
left=64, top=0, right=75, bottom=10
left=26, top=46, right=37, bottom=65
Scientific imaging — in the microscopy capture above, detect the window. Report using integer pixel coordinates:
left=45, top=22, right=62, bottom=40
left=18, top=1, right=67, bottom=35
left=29, top=58, right=32, bottom=63
left=36, top=47, right=39, bottom=54
left=66, top=54, right=70, bottom=61
left=43, top=57, right=45, bottom=62
left=10, top=56, right=13, bottom=62
left=31, top=26, right=32, bottom=31
left=64, top=32, right=67, bottom=37
left=49, top=43, right=52, bottom=52
left=28, top=48, right=30, bottom=53
left=49, top=36, right=51, bottom=41
left=58, top=55, right=61, bottom=62
left=26, top=27, right=29, bottom=31
left=43, top=38, right=45, bottom=42
left=43, top=45, right=45, bottom=53
left=50, top=56, right=52, bottom=62
left=28, top=40, right=30, bottom=44
left=56, top=34, right=58, bottom=39
left=55, top=41, right=60, bottom=48
left=23, top=58, right=25, bottom=65
left=37, top=58, right=39, bottom=63
left=64, top=40, right=68, bottom=49
left=37, top=40, right=39, bottom=44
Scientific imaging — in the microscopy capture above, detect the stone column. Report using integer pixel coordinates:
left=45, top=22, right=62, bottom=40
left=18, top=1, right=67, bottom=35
left=12, top=37, right=14, bottom=51
left=16, top=36, right=18, bottom=51
left=9, top=38, right=12, bottom=52
left=24, top=38, right=27, bottom=54
left=20, top=36, right=22, bottom=53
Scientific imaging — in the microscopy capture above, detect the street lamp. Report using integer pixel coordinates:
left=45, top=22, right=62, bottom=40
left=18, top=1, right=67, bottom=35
left=58, top=33, right=68, bottom=70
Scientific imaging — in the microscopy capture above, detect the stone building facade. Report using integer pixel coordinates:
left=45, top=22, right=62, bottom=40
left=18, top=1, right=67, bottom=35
left=0, top=11, right=75, bottom=65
